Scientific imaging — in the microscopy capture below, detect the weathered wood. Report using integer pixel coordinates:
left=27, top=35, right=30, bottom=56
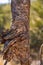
left=2, top=0, right=30, bottom=65
left=21, top=61, right=30, bottom=65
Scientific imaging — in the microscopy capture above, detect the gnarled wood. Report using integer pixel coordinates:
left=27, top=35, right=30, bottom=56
left=2, top=0, right=30, bottom=65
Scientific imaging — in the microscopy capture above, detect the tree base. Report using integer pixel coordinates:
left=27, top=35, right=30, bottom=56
left=21, top=61, right=30, bottom=65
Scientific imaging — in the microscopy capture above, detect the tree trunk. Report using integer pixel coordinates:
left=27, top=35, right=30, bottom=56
left=3, top=0, right=30, bottom=65
left=11, top=0, right=30, bottom=65
left=21, top=61, right=30, bottom=65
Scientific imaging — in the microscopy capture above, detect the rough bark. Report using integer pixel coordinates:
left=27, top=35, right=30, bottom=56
left=2, top=0, right=30, bottom=65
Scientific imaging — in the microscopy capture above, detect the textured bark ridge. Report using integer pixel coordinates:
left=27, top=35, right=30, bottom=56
left=3, top=0, right=30, bottom=64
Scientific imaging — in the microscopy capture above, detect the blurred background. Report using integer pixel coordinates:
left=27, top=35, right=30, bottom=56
left=0, top=0, right=43, bottom=59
